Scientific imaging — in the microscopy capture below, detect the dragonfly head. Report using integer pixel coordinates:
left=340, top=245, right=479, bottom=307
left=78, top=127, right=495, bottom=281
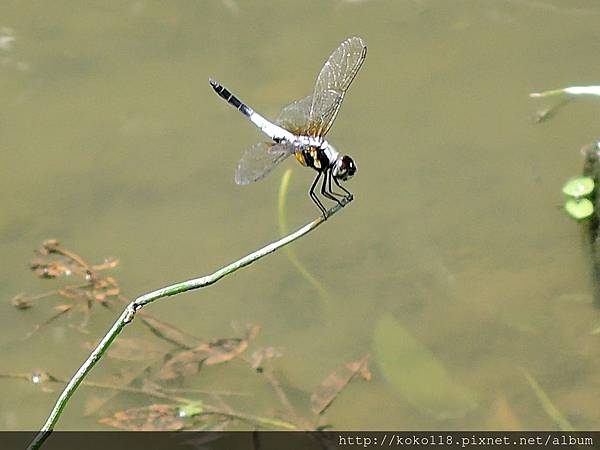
left=333, top=155, right=356, bottom=181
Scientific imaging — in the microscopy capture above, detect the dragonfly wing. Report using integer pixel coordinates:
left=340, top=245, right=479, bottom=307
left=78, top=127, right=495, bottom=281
left=275, top=95, right=312, bottom=134
left=234, top=142, right=294, bottom=185
left=308, top=37, right=367, bottom=137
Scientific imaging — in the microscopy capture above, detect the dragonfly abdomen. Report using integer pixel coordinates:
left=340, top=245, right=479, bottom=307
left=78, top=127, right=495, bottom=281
left=209, top=79, right=253, bottom=117
left=210, top=78, right=295, bottom=143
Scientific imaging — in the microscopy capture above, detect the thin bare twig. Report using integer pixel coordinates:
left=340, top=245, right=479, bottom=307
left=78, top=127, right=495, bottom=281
left=27, top=198, right=352, bottom=450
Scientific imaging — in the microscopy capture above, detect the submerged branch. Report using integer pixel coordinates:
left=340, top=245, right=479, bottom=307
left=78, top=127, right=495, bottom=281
left=27, top=198, right=352, bottom=450
left=277, top=169, right=332, bottom=303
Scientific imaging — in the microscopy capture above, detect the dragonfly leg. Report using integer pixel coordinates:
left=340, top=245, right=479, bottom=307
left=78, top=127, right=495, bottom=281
left=309, top=171, right=328, bottom=218
left=326, top=169, right=347, bottom=199
left=333, top=176, right=353, bottom=201
left=321, top=169, right=343, bottom=206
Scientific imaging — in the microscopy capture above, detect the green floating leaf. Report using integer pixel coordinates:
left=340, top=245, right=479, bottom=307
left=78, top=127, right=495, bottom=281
left=562, top=177, right=594, bottom=198
left=177, top=401, right=203, bottom=418
left=564, top=198, right=594, bottom=220
left=373, top=313, right=478, bottom=420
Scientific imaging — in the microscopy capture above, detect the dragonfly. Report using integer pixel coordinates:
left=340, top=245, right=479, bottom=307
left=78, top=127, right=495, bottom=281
left=209, top=36, right=367, bottom=218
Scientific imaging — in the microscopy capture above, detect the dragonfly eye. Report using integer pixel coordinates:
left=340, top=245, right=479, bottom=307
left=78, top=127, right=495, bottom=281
left=334, top=155, right=356, bottom=181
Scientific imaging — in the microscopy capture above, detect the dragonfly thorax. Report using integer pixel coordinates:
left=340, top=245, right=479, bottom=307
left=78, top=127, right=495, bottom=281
left=293, top=139, right=355, bottom=181
left=293, top=138, right=341, bottom=172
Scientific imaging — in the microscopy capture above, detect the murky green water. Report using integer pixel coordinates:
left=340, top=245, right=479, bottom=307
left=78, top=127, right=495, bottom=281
left=2, top=0, right=600, bottom=431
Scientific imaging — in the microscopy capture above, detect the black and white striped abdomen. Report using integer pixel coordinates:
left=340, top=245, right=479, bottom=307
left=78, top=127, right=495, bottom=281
left=209, top=79, right=253, bottom=117
left=209, top=78, right=295, bottom=143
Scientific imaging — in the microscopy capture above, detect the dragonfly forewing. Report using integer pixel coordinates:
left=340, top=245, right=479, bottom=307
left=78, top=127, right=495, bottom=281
left=308, top=36, right=367, bottom=137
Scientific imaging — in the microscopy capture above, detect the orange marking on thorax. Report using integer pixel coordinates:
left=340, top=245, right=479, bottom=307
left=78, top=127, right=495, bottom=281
left=295, top=151, right=307, bottom=167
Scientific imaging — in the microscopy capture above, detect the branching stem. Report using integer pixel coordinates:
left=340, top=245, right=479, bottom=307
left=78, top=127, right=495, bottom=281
left=27, top=197, right=352, bottom=450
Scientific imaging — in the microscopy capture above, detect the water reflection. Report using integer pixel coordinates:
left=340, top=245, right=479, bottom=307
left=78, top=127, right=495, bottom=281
left=2, top=0, right=600, bottom=432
